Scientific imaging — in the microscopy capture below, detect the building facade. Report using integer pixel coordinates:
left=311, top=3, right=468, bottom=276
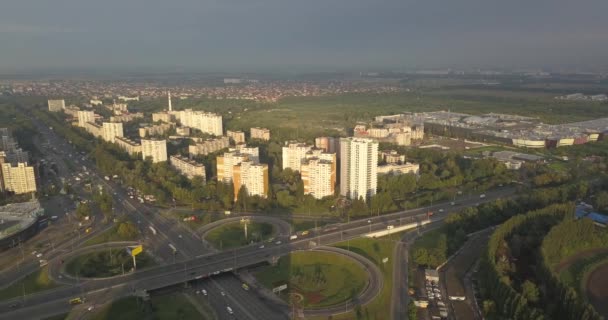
left=250, top=127, right=270, bottom=141
left=115, top=137, right=142, bottom=156
left=176, top=109, right=223, bottom=136
left=339, top=137, right=378, bottom=201
left=77, top=110, right=96, bottom=128
left=170, top=155, right=206, bottom=181
left=188, top=136, right=230, bottom=156
left=102, top=122, right=124, bottom=143
left=1, top=162, right=36, bottom=194
left=227, top=130, right=246, bottom=144
left=233, top=161, right=268, bottom=200
left=141, top=139, right=167, bottom=163
left=216, top=150, right=249, bottom=183
left=47, top=100, right=65, bottom=112
left=282, top=142, right=312, bottom=172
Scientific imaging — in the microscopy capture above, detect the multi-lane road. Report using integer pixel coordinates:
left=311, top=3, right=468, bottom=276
left=0, top=111, right=516, bottom=319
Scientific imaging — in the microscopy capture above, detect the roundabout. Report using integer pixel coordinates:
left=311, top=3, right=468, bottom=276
left=198, top=216, right=292, bottom=250
left=254, top=246, right=383, bottom=317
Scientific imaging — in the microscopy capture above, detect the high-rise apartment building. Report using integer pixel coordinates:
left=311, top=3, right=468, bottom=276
left=47, top=100, right=65, bottom=112
left=152, top=111, right=174, bottom=123
left=188, top=136, right=230, bottom=156
left=233, top=161, right=268, bottom=200
left=170, top=155, right=206, bottom=181
left=227, top=130, right=246, bottom=144
left=141, top=139, right=167, bottom=163
left=139, top=123, right=172, bottom=138
left=282, top=142, right=312, bottom=172
left=176, top=109, right=223, bottom=136
left=315, top=137, right=340, bottom=155
left=250, top=127, right=270, bottom=141
left=102, top=122, right=124, bottom=143
left=1, top=161, right=37, bottom=194
left=301, top=153, right=336, bottom=199
left=216, top=150, right=249, bottom=183
left=339, top=137, right=378, bottom=201
left=77, top=110, right=96, bottom=127
left=235, top=145, right=259, bottom=164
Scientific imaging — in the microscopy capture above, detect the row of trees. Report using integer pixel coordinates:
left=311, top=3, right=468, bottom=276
left=478, top=203, right=602, bottom=320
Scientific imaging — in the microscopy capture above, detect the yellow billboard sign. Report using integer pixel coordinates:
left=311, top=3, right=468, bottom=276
left=129, top=245, right=143, bottom=257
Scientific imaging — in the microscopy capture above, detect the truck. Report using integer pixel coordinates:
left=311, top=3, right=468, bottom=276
left=149, top=226, right=157, bottom=235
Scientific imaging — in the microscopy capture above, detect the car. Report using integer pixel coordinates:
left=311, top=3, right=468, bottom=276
left=31, top=251, right=37, bottom=256
left=195, top=290, right=200, bottom=294
left=220, top=291, right=226, bottom=296
left=259, top=244, right=265, bottom=249
left=178, top=235, right=183, bottom=239
left=36, top=253, right=43, bottom=258
left=480, top=194, right=486, bottom=199
left=87, top=306, right=94, bottom=311
left=242, top=283, right=249, bottom=290
left=439, top=209, right=444, bottom=213
left=275, top=240, right=282, bottom=245
left=226, top=306, right=233, bottom=314
left=202, top=289, right=208, bottom=296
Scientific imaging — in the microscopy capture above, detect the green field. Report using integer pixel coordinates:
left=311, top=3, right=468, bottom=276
left=65, top=249, right=155, bottom=278
left=205, top=222, right=276, bottom=250
left=90, top=294, right=202, bottom=320
left=255, top=251, right=369, bottom=308
left=330, top=234, right=403, bottom=320
left=0, top=266, right=62, bottom=300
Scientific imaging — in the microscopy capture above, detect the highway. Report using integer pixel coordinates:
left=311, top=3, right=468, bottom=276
left=0, top=186, right=513, bottom=319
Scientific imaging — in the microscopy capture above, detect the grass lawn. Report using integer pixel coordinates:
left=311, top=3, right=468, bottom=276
left=328, top=233, right=404, bottom=320
left=65, top=250, right=155, bottom=278
left=91, top=293, right=202, bottom=320
left=0, top=266, right=62, bottom=300
left=82, top=225, right=139, bottom=247
left=205, top=222, right=275, bottom=250
left=255, top=251, right=368, bottom=308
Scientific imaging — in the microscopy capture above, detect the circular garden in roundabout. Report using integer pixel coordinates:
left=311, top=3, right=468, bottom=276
left=255, top=251, right=369, bottom=309
left=205, top=221, right=276, bottom=250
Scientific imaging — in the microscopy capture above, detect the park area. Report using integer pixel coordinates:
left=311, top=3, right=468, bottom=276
left=65, top=248, right=155, bottom=278
left=205, top=222, right=275, bottom=249
left=255, top=251, right=369, bottom=309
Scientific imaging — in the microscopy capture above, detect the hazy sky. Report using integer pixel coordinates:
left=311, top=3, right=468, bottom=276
left=2, top=0, right=608, bottom=72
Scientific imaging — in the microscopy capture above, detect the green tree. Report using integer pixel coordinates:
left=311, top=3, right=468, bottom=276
left=117, top=222, right=138, bottom=239
left=521, top=280, right=539, bottom=303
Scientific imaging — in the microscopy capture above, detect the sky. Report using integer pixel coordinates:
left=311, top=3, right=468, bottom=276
left=1, top=0, right=608, bottom=72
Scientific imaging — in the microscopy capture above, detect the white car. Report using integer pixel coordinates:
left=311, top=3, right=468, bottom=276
left=220, top=291, right=226, bottom=297
left=87, top=306, right=94, bottom=311
left=202, top=289, right=208, bottom=296
left=36, top=253, right=43, bottom=258
left=227, top=306, right=233, bottom=314
left=259, top=245, right=265, bottom=249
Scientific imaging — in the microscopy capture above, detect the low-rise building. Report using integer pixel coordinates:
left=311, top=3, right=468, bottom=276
left=381, top=150, right=406, bottom=164
left=377, top=163, right=420, bottom=175
left=110, top=112, right=144, bottom=123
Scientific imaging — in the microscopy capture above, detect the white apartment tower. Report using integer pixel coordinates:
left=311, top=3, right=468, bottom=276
left=282, top=142, right=312, bottom=172
left=102, top=122, right=124, bottom=143
left=339, top=137, right=378, bottom=201
left=1, top=162, right=37, bottom=194
left=233, top=161, right=269, bottom=200
left=77, top=110, right=96, bottom=127
left=141, top=139, right=168, bottom=163
left=216, top=150, right=249, bottom=183
left=176, top=109, right=223, bottom=136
